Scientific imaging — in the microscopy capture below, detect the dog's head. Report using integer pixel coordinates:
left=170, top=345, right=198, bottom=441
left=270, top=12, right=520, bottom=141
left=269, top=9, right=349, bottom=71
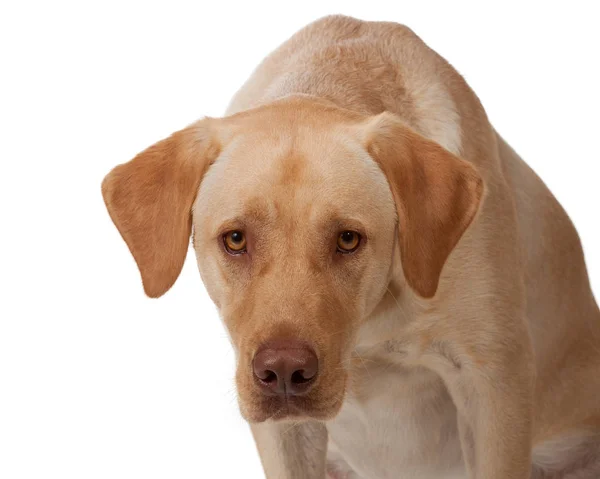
left=102, top=97, right=482, bottom=422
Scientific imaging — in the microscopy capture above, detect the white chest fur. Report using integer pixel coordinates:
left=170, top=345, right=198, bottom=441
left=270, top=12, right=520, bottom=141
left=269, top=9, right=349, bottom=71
left=326, top=358, right=466, bottom=479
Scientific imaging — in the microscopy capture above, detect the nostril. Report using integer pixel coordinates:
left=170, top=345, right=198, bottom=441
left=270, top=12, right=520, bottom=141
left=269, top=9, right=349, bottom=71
left=291, top=369, right=314, bottom=384
left=261, top=370, right=277, bottom=384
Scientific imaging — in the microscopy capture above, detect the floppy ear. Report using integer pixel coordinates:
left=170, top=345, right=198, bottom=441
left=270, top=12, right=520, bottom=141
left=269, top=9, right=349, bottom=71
left=102, top=120, right=221, bottom=298
left=364, top=113, right=484, bottom=298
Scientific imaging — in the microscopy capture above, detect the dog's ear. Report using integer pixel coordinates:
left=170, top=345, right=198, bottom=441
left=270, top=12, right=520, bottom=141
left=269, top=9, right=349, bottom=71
left=363, top=113, right=484, bottom=298
left=102, top=120, right=221, bottom=298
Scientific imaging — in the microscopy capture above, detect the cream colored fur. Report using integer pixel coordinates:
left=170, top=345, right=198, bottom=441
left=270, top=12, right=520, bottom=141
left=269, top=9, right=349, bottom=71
left=102, top=15, right=600, bottom=479
left=226, top=16, right=600, bottom=479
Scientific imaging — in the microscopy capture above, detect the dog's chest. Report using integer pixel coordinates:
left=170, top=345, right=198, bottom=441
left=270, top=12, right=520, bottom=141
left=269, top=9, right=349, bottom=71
left=326, top=360, right=465, bottom=479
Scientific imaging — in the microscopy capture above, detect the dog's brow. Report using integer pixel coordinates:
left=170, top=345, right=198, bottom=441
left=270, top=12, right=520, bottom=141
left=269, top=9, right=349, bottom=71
left=311, top=211, right=368, bottom=234
left=213, top=198, right=278, bottom=235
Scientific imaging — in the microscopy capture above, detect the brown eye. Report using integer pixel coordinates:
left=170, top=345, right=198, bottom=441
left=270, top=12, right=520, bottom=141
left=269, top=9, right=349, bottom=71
left=337, top=231, right=361, bottom=253
left=224, top=230, right=247, bottom=254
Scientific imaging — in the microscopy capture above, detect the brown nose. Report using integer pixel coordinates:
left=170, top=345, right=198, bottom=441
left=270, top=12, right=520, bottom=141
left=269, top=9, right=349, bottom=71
left=252, top=340, right=318, bottom=396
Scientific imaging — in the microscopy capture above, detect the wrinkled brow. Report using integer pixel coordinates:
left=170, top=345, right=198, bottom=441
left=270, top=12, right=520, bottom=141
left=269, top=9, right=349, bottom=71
left=209, top=196, right=279, bottom=237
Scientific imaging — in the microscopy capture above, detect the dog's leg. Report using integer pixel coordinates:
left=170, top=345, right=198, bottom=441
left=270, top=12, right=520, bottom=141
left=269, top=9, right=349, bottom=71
left=251, top=420, right=328, bottom=479
left=456, top=411, right=476, bottom=477
left=448, top=353, right=534, bottom=478
left=415, top=318, right=535, bottom=479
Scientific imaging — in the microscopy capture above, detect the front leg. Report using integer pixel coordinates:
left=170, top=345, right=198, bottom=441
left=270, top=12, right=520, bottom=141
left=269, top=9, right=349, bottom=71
left=423, top=324, right=535, bottom=479
left=251, top=420, right=328, bottom=479
left=454, top=368, right=534, bottom=478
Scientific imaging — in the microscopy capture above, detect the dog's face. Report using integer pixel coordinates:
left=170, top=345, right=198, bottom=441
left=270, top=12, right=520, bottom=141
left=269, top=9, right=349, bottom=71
left=191, top=102, right=397, bottom=421
left=102, top=96, right=482, bottom=422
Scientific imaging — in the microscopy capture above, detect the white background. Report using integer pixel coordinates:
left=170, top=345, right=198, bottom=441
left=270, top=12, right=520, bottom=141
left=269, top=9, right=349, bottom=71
left=1, top=1, right=599, bottom=478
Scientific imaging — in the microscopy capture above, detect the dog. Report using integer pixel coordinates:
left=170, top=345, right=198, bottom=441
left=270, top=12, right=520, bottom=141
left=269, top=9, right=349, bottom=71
left=102, top=15, right=600, bottom=479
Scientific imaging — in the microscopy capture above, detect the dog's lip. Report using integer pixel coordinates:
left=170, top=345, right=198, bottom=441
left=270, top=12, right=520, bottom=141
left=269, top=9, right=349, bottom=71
left=246, top=392, right=344, bottom=422
left=262, top=394, right=310, bottom=415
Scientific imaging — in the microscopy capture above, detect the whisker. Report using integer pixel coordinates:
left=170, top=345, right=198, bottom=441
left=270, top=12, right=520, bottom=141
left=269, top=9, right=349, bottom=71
left=386, top=286, right=407, bottom=316
left=281, top=419, right=301, bottom=436
left=353, top=348, right=372, bottom=379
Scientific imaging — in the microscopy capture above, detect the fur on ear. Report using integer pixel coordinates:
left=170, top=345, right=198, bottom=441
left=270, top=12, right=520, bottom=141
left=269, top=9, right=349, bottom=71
left=363, top=112, right=484, bottom=298
left=102, top=120, right=221, bottom=298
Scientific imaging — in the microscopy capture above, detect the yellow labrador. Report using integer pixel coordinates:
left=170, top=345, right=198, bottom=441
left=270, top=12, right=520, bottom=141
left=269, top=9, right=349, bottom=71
left=102, top=15, right=600, bottom=479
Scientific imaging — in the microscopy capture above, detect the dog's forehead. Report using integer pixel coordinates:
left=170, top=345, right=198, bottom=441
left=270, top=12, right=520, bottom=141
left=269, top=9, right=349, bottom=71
left=195, top=121, right=394, bottom=230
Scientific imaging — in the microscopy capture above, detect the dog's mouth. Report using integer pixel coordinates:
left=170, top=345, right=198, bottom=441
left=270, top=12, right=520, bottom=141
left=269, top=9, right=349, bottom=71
left=242, top=392, right=346, bottom=423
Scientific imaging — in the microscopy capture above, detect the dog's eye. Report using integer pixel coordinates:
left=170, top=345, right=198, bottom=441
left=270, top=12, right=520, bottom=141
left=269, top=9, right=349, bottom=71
left=224, top=230, right=247, bottom=254
left=337, top=231, right=361, bottom=253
